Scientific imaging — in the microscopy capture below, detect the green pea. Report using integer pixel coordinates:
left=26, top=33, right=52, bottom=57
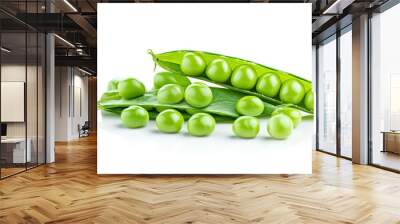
left=187, top=113, right=216, bottom=137
left=184, top=83, right=213, bottom=108
left=107, top=79, right=119, bottom=91
left=118, top=78, right=145, bottom=100
left=205, top=58, right=232, bottom=83
left=230, top=65, right=258, bottom=90
left=120, top=105, right=149, bottom=128
left=153, top=71, right=191, bottom=89
left=256, top=73, right=281, bottom=97
left=180, top=52, right=206, bottom=76
left=279, top=79, right=305, bottom=104
left=267, top=114, right=293, bottom=139
left=304, top=90, right=314, bottom=111
left=236, top=96, right=264, bottom=116
left=156, top=109, right=184, bottom=133
left=271, top=107, right=302, bottom=128
left=232, top=116, right=260, bottom=138
left=157, top=84, right=184, bottom=104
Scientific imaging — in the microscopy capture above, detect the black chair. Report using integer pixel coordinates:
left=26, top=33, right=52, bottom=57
left=79, top=121, right=90, bottom=138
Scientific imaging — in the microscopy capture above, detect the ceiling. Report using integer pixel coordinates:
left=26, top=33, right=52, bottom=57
left=0, top=0, right=393, bottom=74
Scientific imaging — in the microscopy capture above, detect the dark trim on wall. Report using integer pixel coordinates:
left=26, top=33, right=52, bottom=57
left=336, top=27, right=341, bottom=157
left=367, top=11, right=373, bottom=165
left=374, top=0, right=400, bottom=13
left=315, top=45, right=319, bottom=150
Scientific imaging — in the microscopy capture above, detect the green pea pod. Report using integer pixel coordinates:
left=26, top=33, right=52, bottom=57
left=99, top=87, right=276, bottom=121
left=148, top=49, right=313, bottom=114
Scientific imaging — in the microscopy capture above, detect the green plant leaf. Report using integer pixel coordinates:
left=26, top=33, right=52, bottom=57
left=149, top=49, right=313, bottom=114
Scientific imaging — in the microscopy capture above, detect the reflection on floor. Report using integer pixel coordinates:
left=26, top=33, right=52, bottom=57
left=373, top=150, right=400, bottom=171
left=0, top=135, right=400, bottom=223
left=0, top=162, right=42, bottom=178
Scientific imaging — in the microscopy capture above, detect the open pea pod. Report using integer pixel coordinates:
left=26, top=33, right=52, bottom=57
left=149, top=49, right=313, bottom=114
left=98, top=87, right=276, bottom=121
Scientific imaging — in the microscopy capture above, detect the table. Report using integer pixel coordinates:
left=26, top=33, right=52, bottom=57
left=1, top=138, right=32, bottom=163
left=381, top=131, right=400, bottom=154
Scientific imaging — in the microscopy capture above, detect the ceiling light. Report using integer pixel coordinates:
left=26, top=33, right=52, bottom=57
left=54, top=34, right=75, bottom=48
left=63, top=0, right=78, bottom=12
left=1, top=47, right=11, bottom=53
left=78, top=67, right=92, bottom=76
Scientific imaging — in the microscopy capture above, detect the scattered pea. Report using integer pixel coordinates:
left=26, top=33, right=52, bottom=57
left=187, top=113, right=216, bottom=137
left=236, top=96, right=264, bottom=116
left=120, top=105, right=149, bottom=128
left=184, top=83, right=213, bottom=108
left=271, top=107, right=302, bottom=128
left=267, top=114, right=293, bottom=139
left=232, top=116, right=260, bottom=138
left=156, top=109, right=184, bottom=133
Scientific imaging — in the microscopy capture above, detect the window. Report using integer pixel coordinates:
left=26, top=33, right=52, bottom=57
left=370, top=3, right=400, bottom=171
left=317, top=35, right=337, bottom=155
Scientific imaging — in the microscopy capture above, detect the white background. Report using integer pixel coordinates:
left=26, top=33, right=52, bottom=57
left=98, top=3, right=312, bottom=174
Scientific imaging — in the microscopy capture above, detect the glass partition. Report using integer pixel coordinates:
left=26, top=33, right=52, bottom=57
left=317, top=35, right=337, bottom=155
left=370, top=3, right=400, bottom=171
left=1, top=31, right=28, bottom=177
left=0, top=2, right=46, bottom=179
left=339, top=28, right=352, bottom=158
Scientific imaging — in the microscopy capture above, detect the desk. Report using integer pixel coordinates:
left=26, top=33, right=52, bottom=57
left=382, top=131, right=400, bottom=154
left=1, top=138, right=31, bottom=163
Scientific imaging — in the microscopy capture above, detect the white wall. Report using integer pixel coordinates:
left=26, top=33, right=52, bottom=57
left=55, top=67, right=89, bottom=141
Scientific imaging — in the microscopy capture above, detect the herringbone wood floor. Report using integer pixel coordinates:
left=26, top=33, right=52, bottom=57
left=1, top=134, right=400, bottom=224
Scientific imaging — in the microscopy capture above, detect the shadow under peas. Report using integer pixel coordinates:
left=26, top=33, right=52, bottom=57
left=228, top=135, right=254, bottom=140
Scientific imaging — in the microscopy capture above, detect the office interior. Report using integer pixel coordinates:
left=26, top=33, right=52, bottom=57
left=0, top=0, right=399, bottom=177
left=0, top=0, right=400, bottom=222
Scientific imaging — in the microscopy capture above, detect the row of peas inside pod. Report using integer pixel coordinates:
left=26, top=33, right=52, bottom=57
left=179, top=52, right=313, bottom=111
left=149, top=50, right=314, bottom=113
left=104, top=71, right=303, bottom=139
